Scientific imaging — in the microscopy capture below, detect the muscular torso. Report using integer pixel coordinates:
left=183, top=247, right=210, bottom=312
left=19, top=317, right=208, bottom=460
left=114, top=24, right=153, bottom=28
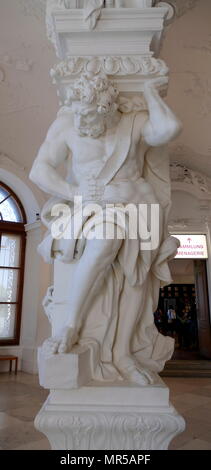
left=64, top=113, right=146, bottom=186
left=31, top=84, right=180, bottom=205
left=31, top=110, right=158, bottom=205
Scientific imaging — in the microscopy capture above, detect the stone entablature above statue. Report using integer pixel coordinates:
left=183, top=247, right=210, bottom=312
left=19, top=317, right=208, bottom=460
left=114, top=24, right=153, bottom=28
left=46, top=0, right=171, bottom=59
left=46, top=0, right=172, bottom=101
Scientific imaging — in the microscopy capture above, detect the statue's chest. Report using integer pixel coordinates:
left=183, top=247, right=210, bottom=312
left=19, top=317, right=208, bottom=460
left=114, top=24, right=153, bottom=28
left=71, top=133, right=116, bottom=164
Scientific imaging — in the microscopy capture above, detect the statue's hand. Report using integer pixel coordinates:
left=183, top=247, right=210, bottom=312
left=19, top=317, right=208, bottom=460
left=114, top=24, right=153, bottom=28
left=143, top=77, right=169, bottom=92
left=74, top=178, right=105, bottom=202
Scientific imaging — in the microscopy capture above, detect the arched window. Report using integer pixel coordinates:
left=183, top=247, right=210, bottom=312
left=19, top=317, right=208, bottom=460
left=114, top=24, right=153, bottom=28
left=0, top=182, right=26, bottom=345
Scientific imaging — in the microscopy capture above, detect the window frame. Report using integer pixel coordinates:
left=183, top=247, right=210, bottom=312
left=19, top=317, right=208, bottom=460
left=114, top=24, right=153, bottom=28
left=0, top=182, right=26, bottom=346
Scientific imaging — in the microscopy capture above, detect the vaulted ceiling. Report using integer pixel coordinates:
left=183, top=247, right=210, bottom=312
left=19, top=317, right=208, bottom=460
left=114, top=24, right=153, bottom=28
left=0, top=0, right=210, bottom=180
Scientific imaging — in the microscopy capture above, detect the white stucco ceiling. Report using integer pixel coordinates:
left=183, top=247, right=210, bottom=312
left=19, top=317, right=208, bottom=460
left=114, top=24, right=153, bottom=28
left=0, top=0, right=210, bottom=180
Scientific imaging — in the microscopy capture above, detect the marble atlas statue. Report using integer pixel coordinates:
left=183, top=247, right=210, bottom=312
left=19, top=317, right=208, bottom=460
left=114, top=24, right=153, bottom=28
left=30, top=72, right=181, bottom=386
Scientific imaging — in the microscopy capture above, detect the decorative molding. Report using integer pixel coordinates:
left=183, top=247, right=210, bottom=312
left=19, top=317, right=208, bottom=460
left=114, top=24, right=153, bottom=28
left=169, top=144, right=211, bottom=180
left=50, top=56, right=169, bottom=81
left=46, top=4, right=170, bottom=59
left=170, top=161, right=211, bottom=195
left=46, top=1, right=85, bottom=54
left=35, top=407, right=185, bottom=450
left=169, top=162, right=211, bottom=229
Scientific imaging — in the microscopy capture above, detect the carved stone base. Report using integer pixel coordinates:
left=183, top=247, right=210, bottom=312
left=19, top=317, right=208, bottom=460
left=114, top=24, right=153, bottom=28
left=35, top=378, right=185, bottom=450
left=38, top=346, right=92, bottom=389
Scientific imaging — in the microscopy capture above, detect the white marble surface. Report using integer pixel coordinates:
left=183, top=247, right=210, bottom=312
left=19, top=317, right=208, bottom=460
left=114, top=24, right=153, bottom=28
left=38, top=346, right=92, bottom=389
left=35, top=377, right=185, bottom=450
left=31, top=1, right=186, bottom=451
left=1, top=372, right=211, bottom=450
left=30, top=73, right=181, bottom=388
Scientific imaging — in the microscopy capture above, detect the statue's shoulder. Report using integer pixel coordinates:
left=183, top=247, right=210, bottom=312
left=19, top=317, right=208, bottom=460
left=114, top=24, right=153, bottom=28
left=56, top=106, right=74, bottom=126
left=57, top=106, right=73, bottom=119
left=46, top=107, right=74, bottom=140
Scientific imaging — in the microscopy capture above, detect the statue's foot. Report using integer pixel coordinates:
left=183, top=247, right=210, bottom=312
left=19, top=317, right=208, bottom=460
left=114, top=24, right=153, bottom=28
left=42, top=327, right=78, bottom=356
left=115, top=356, right=155, bottom=386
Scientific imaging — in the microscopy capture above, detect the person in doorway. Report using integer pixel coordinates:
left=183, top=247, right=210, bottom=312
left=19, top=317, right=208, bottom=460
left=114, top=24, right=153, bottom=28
left=154, top=307, right=165, bottom=334
left=177, top=308, right=191, bottom=349
left=167, top=305, right=177, bottom=337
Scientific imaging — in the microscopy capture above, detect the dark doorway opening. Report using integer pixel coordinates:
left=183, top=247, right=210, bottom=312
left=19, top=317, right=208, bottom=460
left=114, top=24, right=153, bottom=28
left=154, top=258, right=211, bottom=361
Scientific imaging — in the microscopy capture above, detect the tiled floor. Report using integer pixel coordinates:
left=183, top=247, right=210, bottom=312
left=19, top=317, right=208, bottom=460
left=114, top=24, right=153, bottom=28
left=0, top=372, right=211, bottom=450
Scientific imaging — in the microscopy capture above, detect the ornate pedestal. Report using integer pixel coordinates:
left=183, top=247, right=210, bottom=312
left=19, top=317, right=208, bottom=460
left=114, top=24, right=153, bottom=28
left=35, top=378, right=185, bottom=450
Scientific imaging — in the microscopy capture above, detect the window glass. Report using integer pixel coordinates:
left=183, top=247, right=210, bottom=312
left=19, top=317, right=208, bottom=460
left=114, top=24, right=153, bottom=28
left=0, top=187, right=23, bottom=222
left=0, top=184, right=26, bottom=344
left=0, top=269, right=19, bottom=303
left=0, top=234, right=21, bottom=267
left=0, top=304, right=16, bottom=339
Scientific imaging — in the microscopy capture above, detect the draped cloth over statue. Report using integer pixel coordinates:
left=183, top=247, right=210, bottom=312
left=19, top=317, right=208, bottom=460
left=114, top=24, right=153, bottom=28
left=38, top=111, right=179, bottom=381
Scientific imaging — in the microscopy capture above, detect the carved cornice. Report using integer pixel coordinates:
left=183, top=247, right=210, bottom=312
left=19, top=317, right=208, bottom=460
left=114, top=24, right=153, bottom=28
left=50, top=56, right=168, bottom=82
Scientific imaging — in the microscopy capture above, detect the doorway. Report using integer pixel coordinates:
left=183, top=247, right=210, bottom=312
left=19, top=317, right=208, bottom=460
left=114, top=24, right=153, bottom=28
left=154, top=258, right=211, bottom=361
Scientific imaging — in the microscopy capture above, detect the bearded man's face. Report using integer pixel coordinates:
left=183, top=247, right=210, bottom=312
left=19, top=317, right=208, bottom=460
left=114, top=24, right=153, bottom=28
left=72, top=103, right=105, bottom=138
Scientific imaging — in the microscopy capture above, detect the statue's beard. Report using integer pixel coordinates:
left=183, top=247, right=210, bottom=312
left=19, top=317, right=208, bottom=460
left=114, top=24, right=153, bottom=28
left=76, top=121, right=106, bottom=138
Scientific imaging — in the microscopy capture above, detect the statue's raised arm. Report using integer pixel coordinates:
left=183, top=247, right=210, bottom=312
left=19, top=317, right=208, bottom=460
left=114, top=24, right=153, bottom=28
left=142, top=77, right=182, bottom=147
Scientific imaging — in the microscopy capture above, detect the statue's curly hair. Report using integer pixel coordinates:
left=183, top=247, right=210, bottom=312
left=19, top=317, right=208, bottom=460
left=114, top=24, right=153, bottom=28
left=66, top=73, right=119, bottom=115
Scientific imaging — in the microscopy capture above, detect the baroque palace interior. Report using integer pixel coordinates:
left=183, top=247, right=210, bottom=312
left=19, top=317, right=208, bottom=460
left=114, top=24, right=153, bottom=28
left=0, top=0, right=211, bottom=451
